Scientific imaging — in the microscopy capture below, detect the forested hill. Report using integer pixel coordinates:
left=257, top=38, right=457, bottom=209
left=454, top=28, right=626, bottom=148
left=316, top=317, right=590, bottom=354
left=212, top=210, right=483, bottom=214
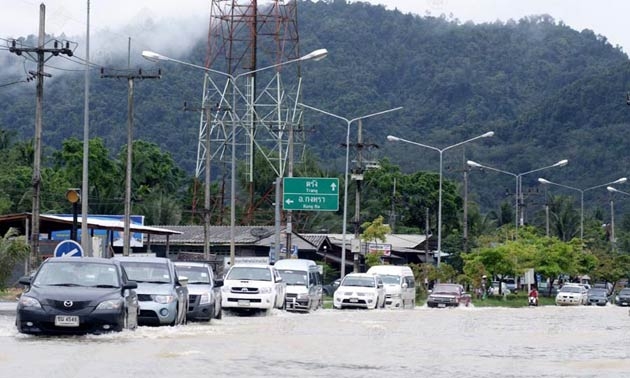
left=2, top=0, right=630, bottom=208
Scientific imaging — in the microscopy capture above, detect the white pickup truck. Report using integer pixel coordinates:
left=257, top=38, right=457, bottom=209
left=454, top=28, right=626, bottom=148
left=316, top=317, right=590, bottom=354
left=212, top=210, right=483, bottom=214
left=221, top=263, right=286, bottom=313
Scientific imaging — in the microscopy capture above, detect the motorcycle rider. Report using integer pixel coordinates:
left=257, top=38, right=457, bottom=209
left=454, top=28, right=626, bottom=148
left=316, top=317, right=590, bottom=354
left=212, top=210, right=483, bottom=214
left=528, top=286, right=539, bottom=306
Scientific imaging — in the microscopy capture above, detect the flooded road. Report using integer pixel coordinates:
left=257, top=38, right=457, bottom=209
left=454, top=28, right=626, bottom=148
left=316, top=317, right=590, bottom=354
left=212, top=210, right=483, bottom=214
left=1, top=305, right=630, bottom=377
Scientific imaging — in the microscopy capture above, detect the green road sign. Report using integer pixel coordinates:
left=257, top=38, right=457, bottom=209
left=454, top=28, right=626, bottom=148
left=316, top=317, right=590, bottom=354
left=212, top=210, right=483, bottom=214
left=283, top=177, right=339, bottom=211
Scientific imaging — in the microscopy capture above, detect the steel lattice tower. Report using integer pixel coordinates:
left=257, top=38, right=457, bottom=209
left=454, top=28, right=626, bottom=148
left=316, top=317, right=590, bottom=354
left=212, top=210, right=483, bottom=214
left=195, top=0, right=303, bottom=222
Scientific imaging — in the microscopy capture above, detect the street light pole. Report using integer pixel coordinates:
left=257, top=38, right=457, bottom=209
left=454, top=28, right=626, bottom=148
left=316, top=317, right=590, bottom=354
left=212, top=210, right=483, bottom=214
left=538, top=177, right=626, bottom=241
left=467, top=160, right=519, bottom=230
left=467, top=159, right=568, bottom=232
left=606, top=186, right=630, bottom=251
left=516, top=160, right=568, bottom=227
left=299, top=103, right=403, bottom=278
left=388, top=132, right=494, bottom=267
left=142, top=48, right=328, bottom=265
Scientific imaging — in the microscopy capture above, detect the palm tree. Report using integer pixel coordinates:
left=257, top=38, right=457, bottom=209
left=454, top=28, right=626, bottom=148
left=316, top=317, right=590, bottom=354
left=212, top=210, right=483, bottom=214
left=0, top=228, right=29, bottom=289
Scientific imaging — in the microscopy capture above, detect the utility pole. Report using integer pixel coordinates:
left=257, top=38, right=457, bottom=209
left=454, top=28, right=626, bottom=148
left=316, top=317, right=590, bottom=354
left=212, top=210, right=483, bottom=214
left=389, top=178, right=396, bottom=232
left=184, top=102, right=229, bottom=260
left=81, top=0, right=91, bottom=256
left=345, top=119, right=379, bottom=273
left=8, top=4, right=76, bottom=271
left=101, top=66, right=160, bottom=256
left=425, top=207, right=430, bottom=264
left=462, top=152, right=469, bottom=254
left=352, top=120, right=364, bottom=273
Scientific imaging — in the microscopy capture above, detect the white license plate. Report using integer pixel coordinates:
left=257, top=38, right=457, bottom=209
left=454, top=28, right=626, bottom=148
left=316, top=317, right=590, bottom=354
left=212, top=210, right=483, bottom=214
left=438, top=303, right=446, bottom=308
left=349, top=298, right=359, bottom=303
left=237, top=300, right=250, bottom=306
left=55, top=315, right=79, bottom=327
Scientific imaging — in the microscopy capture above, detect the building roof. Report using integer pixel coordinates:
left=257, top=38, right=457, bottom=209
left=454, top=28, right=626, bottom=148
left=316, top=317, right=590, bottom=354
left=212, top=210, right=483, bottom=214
left=147, top=225, right=279, bottom=245
left=306, top=233, right=430, bottom=250
left=0, top=213, right=182, bottom=237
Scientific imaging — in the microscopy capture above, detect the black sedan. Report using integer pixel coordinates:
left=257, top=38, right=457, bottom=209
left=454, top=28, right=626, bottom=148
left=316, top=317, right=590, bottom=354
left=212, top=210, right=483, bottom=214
left=586, top=288, right=611, bottom=306
left=615, top=288, right=630, bottom=306
left=16, top=257, right=139, bottom=335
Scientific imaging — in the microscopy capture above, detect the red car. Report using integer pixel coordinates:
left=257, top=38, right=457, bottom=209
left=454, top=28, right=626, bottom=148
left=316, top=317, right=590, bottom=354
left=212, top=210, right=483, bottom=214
left=427, top=283, right=471, bottom=308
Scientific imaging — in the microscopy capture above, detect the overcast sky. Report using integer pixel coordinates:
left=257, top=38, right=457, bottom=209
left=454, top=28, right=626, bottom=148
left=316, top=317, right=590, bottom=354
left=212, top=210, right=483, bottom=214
left=2, top=0, right=630, bottom=56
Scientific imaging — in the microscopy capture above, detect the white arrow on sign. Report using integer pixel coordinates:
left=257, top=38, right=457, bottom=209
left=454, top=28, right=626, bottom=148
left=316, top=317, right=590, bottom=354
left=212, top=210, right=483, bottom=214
left=285, top=199, right=294, bottom=205
left=63, top=248, right=80, bottom=257
left=330, top=182, right=337, bottom=192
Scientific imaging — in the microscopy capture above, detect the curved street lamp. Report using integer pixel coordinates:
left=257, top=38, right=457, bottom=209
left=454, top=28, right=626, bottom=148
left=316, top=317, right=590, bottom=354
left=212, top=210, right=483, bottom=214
left=387, top=131, right=494, bottom=267
left=467, top=159, right=568, bottom=230
left=142, top=48, right=328, bottom=265
left=606, top=186, right=630, bottom=250
left=538, top=177, right=626, bottom=241
left=299, top=103, right=403, bottom=278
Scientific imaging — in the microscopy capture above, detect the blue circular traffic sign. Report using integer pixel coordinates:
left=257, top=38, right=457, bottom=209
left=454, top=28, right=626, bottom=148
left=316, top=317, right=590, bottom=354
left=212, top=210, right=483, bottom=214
left=53, top=240, right=84, bottom=258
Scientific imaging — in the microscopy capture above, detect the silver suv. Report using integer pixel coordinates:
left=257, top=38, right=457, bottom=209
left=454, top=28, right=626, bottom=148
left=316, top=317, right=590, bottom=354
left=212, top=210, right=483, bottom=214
left=115, top=256, right=188, bottom=326
left=174, top=261, right=223, bottom=322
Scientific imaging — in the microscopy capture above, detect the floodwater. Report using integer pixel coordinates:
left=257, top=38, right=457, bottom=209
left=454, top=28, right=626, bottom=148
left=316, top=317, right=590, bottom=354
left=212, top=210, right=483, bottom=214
left=1, top=305, right=630, bottom=378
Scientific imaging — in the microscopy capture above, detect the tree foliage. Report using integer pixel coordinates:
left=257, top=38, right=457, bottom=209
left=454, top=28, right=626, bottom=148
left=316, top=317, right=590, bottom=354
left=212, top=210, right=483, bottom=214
left=0, top=228, right=29, bottom=290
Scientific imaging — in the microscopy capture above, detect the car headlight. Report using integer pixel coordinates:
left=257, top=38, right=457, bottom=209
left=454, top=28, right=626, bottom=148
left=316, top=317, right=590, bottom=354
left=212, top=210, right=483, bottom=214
left=391, top=293, right=401, bottom=298
left=19, top=295, right=41, bottom=309
left=96, top=299, right=123, bottom=310
left=199, top=292, right=211, bottom=305
left=616, top=296, right=619, bottom=301
left=222, top=286, right=231, bottom=293
left=260, top=287, right=272, bottom=294
left=297, top=293, right=309, bottom=300
left=151, top=295, right=176, bottom=304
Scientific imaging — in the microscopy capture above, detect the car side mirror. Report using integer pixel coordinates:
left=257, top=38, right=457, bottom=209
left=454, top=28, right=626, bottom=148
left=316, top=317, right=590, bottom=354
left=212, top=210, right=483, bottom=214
left=401, top=282, right=408, bottom=289
left=18, top=276, right=32, bottom=286
left=276, top=276, right=283, bottom=283
left=177, top=277, right=188, bottom=287
left=377, top=283, right=383, bottom=289
left=123, top=281, right=138, bottom=290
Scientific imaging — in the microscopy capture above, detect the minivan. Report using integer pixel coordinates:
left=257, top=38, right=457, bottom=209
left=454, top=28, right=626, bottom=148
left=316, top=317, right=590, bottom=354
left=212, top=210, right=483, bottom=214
left=366, top=265, right=416, bottom=309
left=274, top=259, right=323, bottom=312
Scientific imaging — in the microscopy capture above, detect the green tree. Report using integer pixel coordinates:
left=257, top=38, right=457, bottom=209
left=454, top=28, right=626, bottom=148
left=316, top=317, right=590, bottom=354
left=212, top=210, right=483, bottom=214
left=361, top=215, right=391, bottom=268
left=0, top=228, right=29, bottom=290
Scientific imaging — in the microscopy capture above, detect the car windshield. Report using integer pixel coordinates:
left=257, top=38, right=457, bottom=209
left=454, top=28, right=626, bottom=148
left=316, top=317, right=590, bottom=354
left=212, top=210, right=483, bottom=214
left=120, top=261, right=171, bottom=283
left=175, top=265, right=210, bottom=284
left=432, top=284, right=460, bottom=294
left=619, top=289, right=630, bottom=295
left=34, top=261, right=120, bottom=288
left=226, top=266, right=272, bottom=281
left=589, top=289, right=607, bottom=295
left=341, top=276, right=375, bottom=288
left=560, top=286, right=582, bottom=293
left=277, top=270, right=307, bottom=286
left=379, top=275, right=400, bottom=284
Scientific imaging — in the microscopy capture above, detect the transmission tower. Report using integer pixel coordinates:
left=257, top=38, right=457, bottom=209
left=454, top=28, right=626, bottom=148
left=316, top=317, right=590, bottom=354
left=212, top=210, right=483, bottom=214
left=196, top=0, right=303, bottom=223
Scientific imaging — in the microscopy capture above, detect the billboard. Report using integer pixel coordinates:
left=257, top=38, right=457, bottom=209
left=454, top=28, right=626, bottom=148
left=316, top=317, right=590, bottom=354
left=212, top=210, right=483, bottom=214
left=50, top=214, right=145, bottom=247
left=367, top=243, right=391, bottom=256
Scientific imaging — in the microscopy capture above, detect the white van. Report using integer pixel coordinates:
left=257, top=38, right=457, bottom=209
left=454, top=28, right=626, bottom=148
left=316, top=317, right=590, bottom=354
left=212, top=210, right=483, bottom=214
left=274, top=259, right=323, bottom=312
left=366, top=265, right=416, bottom=309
